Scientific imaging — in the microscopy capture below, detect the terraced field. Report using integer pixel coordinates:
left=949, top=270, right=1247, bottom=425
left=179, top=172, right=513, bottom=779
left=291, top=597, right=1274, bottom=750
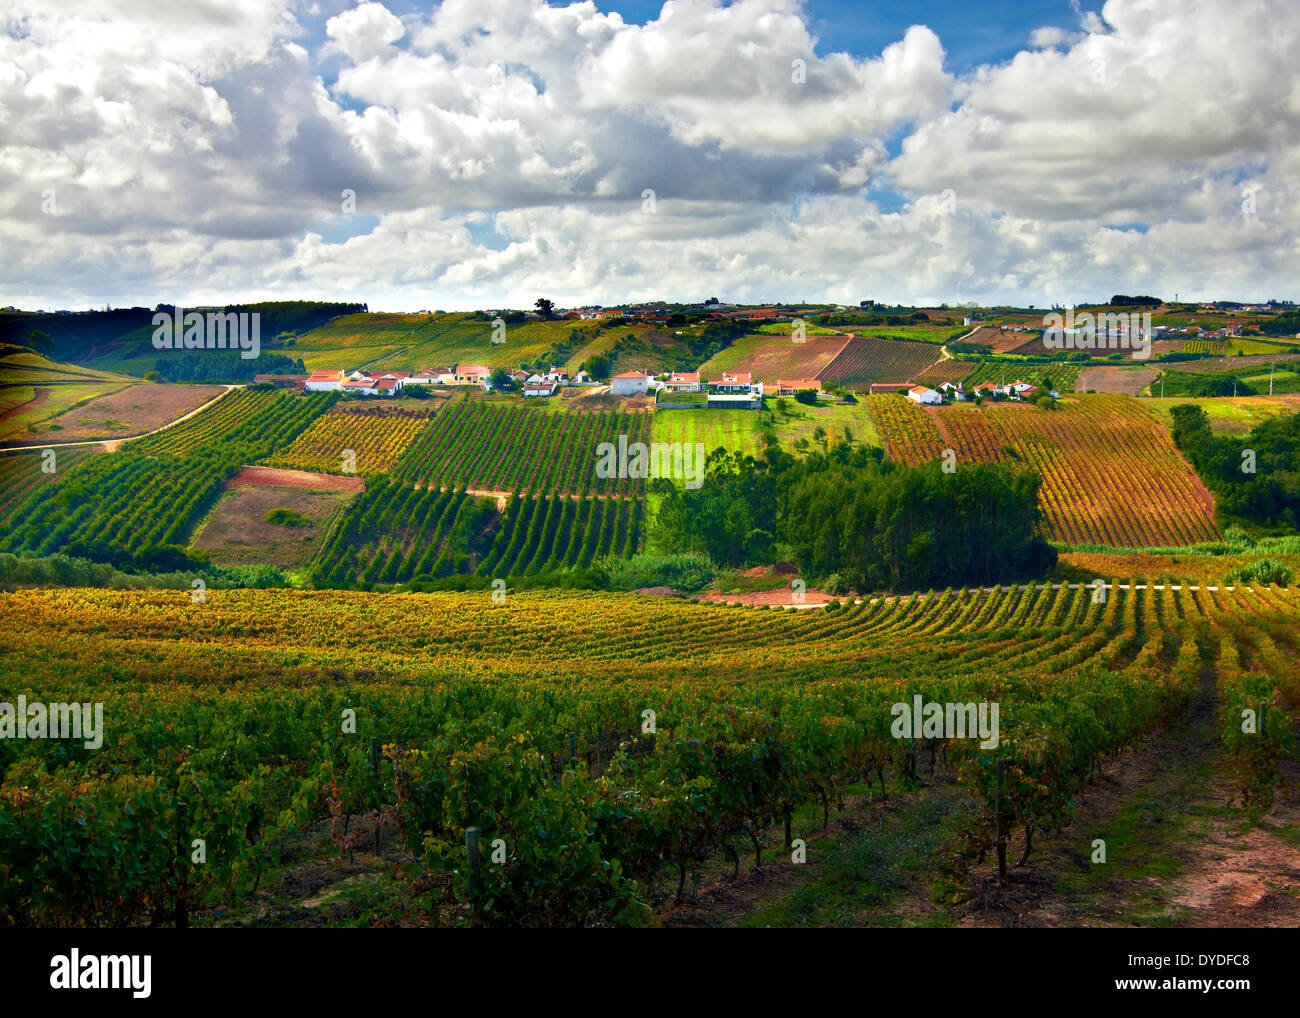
left=697, top=333, right=850, bottom=384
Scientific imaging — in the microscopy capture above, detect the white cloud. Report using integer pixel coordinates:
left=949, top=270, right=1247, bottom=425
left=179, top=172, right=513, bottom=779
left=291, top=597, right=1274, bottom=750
left=1, top=0, right=1296, bottom=310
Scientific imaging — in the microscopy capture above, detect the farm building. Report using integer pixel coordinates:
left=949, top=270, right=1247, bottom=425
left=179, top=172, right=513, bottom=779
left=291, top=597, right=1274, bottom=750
left=305, top=369, right=345, bottom=392
left=524, top=380, right=559, bottom=397
left=611, top=371, right=652, bottom=396
left=906, top=385, right=942, bottom=405
left=453, top=365, right=491, bottom=386
left=776, top=378, right=824, bottom=397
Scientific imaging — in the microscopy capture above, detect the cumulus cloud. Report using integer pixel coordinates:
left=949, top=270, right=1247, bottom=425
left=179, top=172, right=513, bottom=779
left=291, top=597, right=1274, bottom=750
left=1, top=0, right=1296, bottom=310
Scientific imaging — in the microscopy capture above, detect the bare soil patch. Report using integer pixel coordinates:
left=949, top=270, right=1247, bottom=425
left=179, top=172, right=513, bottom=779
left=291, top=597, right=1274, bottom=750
left=1077, top=365, right=1160, bottom=395
left=12, top=383, right=224, bottom=445
left=227, top=466, right=365, bottom=492
left=192, top=485, right=357, bottom=569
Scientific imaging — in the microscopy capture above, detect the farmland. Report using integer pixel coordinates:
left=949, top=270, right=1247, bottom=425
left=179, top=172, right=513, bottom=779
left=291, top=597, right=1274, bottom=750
left=192, top=484, right=357, bottom=570
left=651, top=406, right=763, bottom=458
left=265, top=403, right=434, bottom=476
left=818, top=336, right=945, bottom=390
left=5, top=383, right=225, bottom=447
left=1, top=580, right=1295, bottom=927
left=293, top=312, right=602, bottom=373
left=697, top=332, right=850, bottom=384
left=864, top=394, right=1221, bottom=548
left=129, top=387, right=281, bottom=456
left=308, top=478, right=641, bottom=585
left=0, top=392, right=335, bottom=565
left=0, top=446, right=101, bottom=514
left=960, top=360, right=1084, bottom=393
left=395, top=396, right=652, bottom=495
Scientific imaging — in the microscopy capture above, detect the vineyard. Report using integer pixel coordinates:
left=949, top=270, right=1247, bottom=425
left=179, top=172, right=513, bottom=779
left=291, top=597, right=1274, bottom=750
left=818, top=336, right=944, bottom=390
left=265, top=404, right=433, bottom=476
left=1, top=581, right=1295, bottom=926
left=0, top=446, right=101, bottom=515
left=959, top=361, right=1084, bottom=393
left=865, top=394, right=1221, bottom=547
left=696, top=333, right=851, bottom=384
left=128, top=387, right=280, bottom=457
left=394, top=396, right=652, bottom=495
left=0, top=392, right=335, bottom=564
left=308, top=476, right=642, bottom=586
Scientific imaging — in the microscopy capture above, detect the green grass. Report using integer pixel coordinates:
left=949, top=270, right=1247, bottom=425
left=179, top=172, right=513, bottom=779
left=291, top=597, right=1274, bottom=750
left=1140, top=395, right=1299, bottom=434
left=651, top=407, right=762, bottom=458
left=764, top=398, right=882, bottom=451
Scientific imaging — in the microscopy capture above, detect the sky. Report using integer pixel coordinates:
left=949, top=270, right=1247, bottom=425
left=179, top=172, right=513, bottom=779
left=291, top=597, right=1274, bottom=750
left=1, top=0, right=1296, bottom=311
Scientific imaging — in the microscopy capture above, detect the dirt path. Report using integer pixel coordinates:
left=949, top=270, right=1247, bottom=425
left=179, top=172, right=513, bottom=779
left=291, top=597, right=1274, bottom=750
left=958, top=662, right=1300, bottom=928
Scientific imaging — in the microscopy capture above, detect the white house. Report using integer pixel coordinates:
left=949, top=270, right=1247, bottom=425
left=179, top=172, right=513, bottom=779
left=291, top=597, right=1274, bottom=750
left=524, top=380, right=559, bottom=397
left=305, top=369, right=344, bottom=392
left=664, top=371, right=701, bottom=393
left=906, top=385, right=942, bottom=405
left=453, top=365, right=491, bottom=386
left=610, top=370, right=652, bottom=396
left=937, top=381, right=967, bottom=401
left=711, top=371, right=754, bottom=394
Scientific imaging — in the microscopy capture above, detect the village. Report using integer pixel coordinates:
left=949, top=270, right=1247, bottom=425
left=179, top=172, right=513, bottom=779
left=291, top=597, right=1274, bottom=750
left=253, top=364, right=840, bottom=410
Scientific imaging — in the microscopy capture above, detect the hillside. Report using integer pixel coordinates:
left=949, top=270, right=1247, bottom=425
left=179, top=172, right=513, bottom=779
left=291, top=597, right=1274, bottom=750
left=865, top=392, right=1220, bottom=547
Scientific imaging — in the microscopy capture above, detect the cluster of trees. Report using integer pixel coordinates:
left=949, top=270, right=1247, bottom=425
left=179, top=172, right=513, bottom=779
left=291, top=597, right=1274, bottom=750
left=0, top=551, right=287, bottom=591
left=1257, top=310, right=1300, bottom=336
left=1170, top=405, right=1300, bottom=531
left=649, top=438, right=1055, bottom=590
left=152, top=350, right=306, bottom=383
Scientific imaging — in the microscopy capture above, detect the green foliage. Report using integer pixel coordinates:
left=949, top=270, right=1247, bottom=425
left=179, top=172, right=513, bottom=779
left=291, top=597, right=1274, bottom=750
left=1224, top=558, right=1293, bottom=587
left=599, top=551, right=715, bottom=592
left=1170, top=403, right=1300, bottom=530
left=265, top=508, right=312, bottom=527
left=650, top=440, right=1055, bottom=589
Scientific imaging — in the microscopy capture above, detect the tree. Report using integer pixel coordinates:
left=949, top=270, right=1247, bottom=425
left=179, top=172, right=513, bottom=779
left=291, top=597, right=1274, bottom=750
left=583, top=354, right=611, bottom=381
left=535, top=298, right=555, bottom=319
left=490, top=368, right=513, bottom=391
left=25, top=329, right=50, bottom=353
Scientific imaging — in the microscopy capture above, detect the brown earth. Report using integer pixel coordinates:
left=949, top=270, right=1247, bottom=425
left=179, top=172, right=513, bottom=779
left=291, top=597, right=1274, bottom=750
left=8, top=383, right=224, bottom=445
left=227, top=466, right=365, bottom=492
left=192, top=484, right=357, bottom=569
left=1077, top=365, right=1161, bottom=395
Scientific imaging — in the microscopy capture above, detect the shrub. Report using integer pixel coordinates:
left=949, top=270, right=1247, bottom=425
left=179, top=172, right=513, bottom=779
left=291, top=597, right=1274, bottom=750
left=821, top=572, right=849, bottom=595
left=1225, top=558, right=1293, bottom=587
left=600, top=552, right=715, bottom=592
left=266, top=508, right=312, bottom=527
